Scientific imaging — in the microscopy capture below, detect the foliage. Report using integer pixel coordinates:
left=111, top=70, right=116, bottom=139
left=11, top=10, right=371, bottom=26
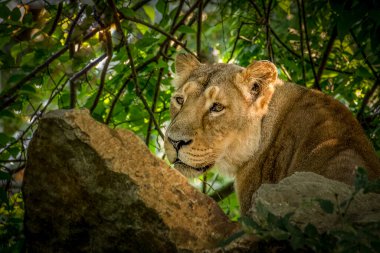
left=0, top=0, right=379, bottom=251
left=232, top=169, right=380, bottom=253
left=0, top=192, right=24, bottom=252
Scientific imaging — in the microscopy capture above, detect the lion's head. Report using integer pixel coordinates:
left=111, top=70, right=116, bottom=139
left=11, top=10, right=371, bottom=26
left=164, top=53, right=279, bottom=177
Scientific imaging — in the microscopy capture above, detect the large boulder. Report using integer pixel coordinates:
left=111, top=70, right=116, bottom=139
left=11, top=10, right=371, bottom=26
left=23, top=109, right=239, bottom=253
left=249, top=172, right=380, bottom=232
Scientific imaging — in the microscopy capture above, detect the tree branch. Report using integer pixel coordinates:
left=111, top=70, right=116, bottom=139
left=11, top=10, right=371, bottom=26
left=145, top=68, right=164, bottom=145
left=0, top=27, right=101, bottom=111
left=90, top=30, right=113, bottom=114
left=197, top=0, right=203, bottom=58
left=209, top=182, right=235, bottom=202
left=301, top=0, right=319, bottom=89
left=350, top=30, right=379, bottom=80
left=227, top=22, right=244, bottom=63
left=265, top=0, right=274, bottom=62
left=117, top=13, right=197, bottom=57
left=314, top=26, right=337, bottom=89
left=48, top=2, right=63, bottom=36
left=296, top=0, right=306, bottom=84
left=65, top=5, right=87, bottom=45
left=124, top=43, right=164, bottom=139
left=105, top=56, right=159, bottom=124
left=357, top=79, right=380, bottom=121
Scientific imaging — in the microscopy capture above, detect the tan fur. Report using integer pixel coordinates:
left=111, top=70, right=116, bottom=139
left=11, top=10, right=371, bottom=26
left=165, top=53, right=380, bottom=215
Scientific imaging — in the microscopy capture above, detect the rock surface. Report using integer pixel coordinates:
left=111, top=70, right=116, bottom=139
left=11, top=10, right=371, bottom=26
left=249, top=172, right=380, bottom=232
left=23, top=109, right=239, bottom=253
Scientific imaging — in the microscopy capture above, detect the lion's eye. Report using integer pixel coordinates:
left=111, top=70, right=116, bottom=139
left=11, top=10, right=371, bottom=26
left=210, top=103, right=225, bottom=113
left=175, top=96, right=184, bottom=105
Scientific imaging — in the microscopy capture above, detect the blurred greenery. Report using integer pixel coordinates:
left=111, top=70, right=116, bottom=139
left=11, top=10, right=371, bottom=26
left=0, top=0, right=379, bottom=251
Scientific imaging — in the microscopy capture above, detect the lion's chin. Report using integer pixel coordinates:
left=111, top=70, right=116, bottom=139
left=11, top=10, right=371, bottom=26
left=173, top=159, right=214, bottom=178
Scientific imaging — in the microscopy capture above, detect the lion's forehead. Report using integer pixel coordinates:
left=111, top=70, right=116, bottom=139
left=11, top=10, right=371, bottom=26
left=187, top=63, right=243, bottom=89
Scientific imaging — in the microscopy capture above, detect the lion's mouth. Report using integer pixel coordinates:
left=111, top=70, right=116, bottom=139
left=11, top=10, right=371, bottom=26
left=173, top=159, right=214, bottom=173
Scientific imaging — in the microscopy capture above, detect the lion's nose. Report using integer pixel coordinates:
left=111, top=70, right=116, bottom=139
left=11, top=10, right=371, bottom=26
left=168, top=138, right=192, bottom=151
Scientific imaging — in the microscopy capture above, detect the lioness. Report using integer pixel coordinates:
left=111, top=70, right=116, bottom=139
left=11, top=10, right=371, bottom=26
left=164, top=53, right=380, bottom=214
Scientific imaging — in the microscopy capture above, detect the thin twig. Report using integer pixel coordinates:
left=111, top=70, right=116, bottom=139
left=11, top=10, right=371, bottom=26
left=105, top=56, right=159, bottom=124
left=314, top=26, right=337, bottom=89
left=69, top=53, right=107, bottom=82
left=227, top=22, right=244, bottom=63
left=350, top=30, right=379, bottom=80
left=171, top=0, right=202, bottom=32
left=65, top=5, right=87, bottom=45
left=269, top=27, right=352, bottom=75
left=249, top=0, right=263, bottom=17
left=90, top=29, right=113, bottom=114
left=0, top=75, right=68, bottom=156
left=145, top=68, right=164, bottom=145
left=124, top=43, right=164, bottom=139
left=296, top=0, right=306, bottom=84
left=301, top=0, right=319, bottom=89
left=117, top=14, right=196, bottom=57
left=357, top=79, right=380, bottom=120
left=197, top=0, right=203, bottom=58
left=48, top=2, right=63, bottom=36
left=265, top=0, right=274, bottom=62
left=0, top=27, right=101, bottom=111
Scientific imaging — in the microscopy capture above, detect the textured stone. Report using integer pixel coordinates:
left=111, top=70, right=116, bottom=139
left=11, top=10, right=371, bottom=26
left=249, top=172, right=380, bottom=232
left=23, top=109, right=239, bottom=253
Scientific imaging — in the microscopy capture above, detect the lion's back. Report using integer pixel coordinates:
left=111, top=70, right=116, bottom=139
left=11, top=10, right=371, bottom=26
left=261, top=82, right=380, bottom=184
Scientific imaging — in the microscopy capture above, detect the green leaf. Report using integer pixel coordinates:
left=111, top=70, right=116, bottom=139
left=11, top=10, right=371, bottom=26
left=304, top=223, right=318, bottom=237
left=355, top=167, right=369, bottom=191
left=20, top=84, right=36, bottom=94
left=219, top=230, right=245, bottom=247
left=8, top=146, right=20, bottom=157
left=156, top=0, right=166, bottom=15
left=0, top=133, right=10, bottom=147
left=0, top=109, right=15, bottom=118
left=177, top=25, right=196, bottom=34
left=0, top=187, right=8, bottom=206
left=0, top=170, right=11, bottom=180
left=143, top=5, right=155, bottom=23
left=119, top=7, right=135, bottom=17
left=10, top=8, right=21, bottom=21
left=316, top=199, right=334, bottom=214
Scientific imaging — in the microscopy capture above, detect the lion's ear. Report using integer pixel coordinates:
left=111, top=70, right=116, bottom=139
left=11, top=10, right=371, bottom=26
left=245, top=60, right=277, bottom=85
left=173, top=53, right=200, bottom=88
left=236, top=60, right=278, bottom=115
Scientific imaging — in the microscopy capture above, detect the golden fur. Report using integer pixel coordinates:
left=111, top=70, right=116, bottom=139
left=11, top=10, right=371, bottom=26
left=164, top=53, right=380, bottom=215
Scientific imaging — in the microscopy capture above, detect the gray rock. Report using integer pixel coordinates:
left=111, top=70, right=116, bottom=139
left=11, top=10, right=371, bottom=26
left=248, top=172, right=380, bottom=233
left=23, top=109, right=239, bottom=253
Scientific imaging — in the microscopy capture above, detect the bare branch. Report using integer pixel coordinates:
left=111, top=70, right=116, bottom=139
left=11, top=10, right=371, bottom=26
left=0, top=27, right=101, bottom=111
left=301, top=0, right=319, bottom=89
left=197, top=0, right=203, bottom=58
left=209, top=182, right=234, bottom=202
left=296, top=0, right=306, bottom=84
left=357, top=79, right=380, bottom=121
left=118, top=14, right=197, bottom=57
left=124, top=43, right=164, bottom=139
left=265, top=0, right=274, bottom=62
left=145, top=68, right=164, bottom=145
left=105, top=56, right=159, bottom=124
left=69, top=54, right=107, bottom=82
left=227, top=22, right=244, bottom=63
left=350, top=30, right=379, bottom=80
left=65, top=5, right=87, bottom=45
left=48, top=2, right=63, bottom=36
left=314, top=26, right=337, bottom=89
left=90, top=30, right=113, bottom=114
